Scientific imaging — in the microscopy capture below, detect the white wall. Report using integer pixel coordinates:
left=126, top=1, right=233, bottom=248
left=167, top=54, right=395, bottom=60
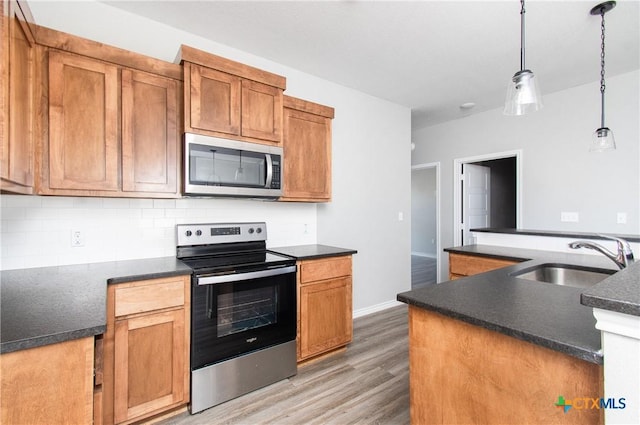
left=412, top=70, right=640, bottom=281
left=0, top=1, right=412, bottom=314
left=411, top=167, right=437, bottom=257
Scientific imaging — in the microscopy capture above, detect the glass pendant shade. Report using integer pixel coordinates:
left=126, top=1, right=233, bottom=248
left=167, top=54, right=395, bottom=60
left=504, top=69, right=543, bottom=115
left=590, top=127, right=616, bottom=152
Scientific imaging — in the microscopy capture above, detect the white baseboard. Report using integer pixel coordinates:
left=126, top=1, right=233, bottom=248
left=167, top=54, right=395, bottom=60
left=411, top=251, right=437, bottom=259
left=353, top=300, right=404, bottom=319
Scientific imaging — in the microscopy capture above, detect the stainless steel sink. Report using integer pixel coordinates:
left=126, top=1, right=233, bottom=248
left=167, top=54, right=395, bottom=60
left=510, top=264, right=615, bottom=288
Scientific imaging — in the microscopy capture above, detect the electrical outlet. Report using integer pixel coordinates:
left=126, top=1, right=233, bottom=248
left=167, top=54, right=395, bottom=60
left=560, top=212, right=579, bottom=223
left=71, top=229, right=84, bottom=247
left=617, top=212, right=627, bottom=224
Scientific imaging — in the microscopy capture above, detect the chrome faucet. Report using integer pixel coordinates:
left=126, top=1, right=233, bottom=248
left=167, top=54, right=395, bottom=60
left=568, top=235, right=635, bottom=270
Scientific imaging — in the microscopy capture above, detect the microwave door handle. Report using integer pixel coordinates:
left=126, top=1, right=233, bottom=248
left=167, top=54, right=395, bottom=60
left=265, top=154, right=273, bottom=188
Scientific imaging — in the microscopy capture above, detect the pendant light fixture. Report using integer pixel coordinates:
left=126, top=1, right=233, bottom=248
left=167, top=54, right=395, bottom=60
left=589, top=1, right=616, bottom=152
left=504, top=0, right=543, bottom=115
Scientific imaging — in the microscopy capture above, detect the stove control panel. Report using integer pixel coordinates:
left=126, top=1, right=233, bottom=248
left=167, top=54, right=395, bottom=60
left=177, top=222, right=267, bottom=246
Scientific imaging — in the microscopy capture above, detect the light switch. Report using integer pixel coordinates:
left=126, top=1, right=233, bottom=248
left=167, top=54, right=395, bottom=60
left=560, top=212, right=579, bottom=223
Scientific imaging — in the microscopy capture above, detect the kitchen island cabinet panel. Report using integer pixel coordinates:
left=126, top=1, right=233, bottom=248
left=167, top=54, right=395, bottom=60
left=0, top=336, right=94, bottom=425
left=408, top=306, right=602, bottom=424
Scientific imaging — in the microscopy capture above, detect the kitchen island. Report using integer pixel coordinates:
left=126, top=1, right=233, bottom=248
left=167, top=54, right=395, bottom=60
left=397, top=245, right=620, bottom=425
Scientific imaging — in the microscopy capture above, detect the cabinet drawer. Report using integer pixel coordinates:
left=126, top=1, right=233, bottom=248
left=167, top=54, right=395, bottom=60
left=449, top=253, right=517, bottom=277
left=114, top=277, right=186, bottom=317
left=300, top=256, right=352, bottom=284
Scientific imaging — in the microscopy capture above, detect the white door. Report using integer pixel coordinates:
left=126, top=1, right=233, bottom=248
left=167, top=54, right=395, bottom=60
left=462, top=163, right=490, bottom=245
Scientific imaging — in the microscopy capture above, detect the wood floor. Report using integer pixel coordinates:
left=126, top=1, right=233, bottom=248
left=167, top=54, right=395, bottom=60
left=411, top=255, right=437, bottom=289
left=160, top=305, right=409, bottom=425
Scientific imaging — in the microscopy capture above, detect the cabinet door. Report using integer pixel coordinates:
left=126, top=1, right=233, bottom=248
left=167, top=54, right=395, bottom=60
left=282, top=107, right=331, bottom=201
left=448, top=253, right=517, bottom=279
left=1, top=0, right=34, bottom=193
left=188, top=63, right=240, bottom=136
left=299, top=276, right=353, bottom=360
left=241, top=79, right=283, bottom=143
left=47, top=50, right=119, bottom=191
left=122, top=69, right=179, bottom=195
left=114, top=309, right=186, bottom=423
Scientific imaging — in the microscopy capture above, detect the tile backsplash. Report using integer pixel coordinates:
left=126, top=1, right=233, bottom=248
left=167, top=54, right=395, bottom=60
left=0, top=195, right=316, bottom=270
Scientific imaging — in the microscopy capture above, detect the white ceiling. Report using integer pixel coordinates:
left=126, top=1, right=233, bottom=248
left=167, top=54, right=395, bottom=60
left=102, top=0, right=640, bottom=129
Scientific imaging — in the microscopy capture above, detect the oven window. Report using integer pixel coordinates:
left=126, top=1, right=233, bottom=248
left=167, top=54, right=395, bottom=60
left=216, top=286, right=277, bottom=337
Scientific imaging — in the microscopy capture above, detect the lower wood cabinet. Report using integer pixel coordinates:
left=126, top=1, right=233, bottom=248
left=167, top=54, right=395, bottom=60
left=448, top=252, right=518, bottom=280
left=0, top=337, right=95, bottom=424
left=297, top=255, right=353, bottom=362
left=103, top=275, right=190, bottom=425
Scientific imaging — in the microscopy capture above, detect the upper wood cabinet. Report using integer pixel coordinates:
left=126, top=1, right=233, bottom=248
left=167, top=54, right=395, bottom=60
left=36, top=27, right=183, bottom=198
left=179, top=45, right=285, bottom=145
left=47, top=50, right=120, bottom=192
left=121, top=69, right=179, bottom=194
left=1, top=0, right=35, bottom=194
left=281, top=96, right=334, bottom=202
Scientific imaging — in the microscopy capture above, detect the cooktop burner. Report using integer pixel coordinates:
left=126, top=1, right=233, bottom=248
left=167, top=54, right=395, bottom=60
left=176, top=222, right=295, bottom=274
left=179, top=250, right=295, bottom=275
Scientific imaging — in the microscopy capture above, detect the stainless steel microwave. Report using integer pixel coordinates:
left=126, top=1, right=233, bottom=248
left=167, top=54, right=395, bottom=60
left=184, top=133, right=283, bottom=199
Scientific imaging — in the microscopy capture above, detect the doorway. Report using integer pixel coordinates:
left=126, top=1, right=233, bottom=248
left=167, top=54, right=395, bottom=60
left=453, top=150, right=522, bottom=246
left=411, top=162, right=440, bottom=288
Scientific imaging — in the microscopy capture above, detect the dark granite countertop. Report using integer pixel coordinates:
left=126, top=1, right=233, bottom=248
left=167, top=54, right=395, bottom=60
left=269, top=244, right=357, bottom=260
left=472, top=227, right=640, bottom=243
left=398, top=245, right=624, bottom=364
left=0, top=257, right=192, bottom=354
left=581, top=260, right=640, bottom=316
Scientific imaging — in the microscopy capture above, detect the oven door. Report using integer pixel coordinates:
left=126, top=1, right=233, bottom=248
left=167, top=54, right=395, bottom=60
left=191, top=265, right=296, bottom=370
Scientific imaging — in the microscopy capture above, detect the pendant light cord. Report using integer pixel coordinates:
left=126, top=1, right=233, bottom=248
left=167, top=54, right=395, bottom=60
left=599, top=9, right=607, bottom=129
left=520, top=0, right=526, bottom=71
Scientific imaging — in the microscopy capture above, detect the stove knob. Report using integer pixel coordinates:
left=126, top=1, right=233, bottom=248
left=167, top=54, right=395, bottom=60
left=185, top=230, right=192, bottom=237
left=256, top=227, right=262, bottom=234
left=248, top=228, right=255, bottom=234
left=196, top=230, right=202, bottom=236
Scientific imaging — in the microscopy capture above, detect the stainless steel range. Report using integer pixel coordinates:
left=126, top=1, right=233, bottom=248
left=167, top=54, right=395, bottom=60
left=176, top=222, right=297, bottom=414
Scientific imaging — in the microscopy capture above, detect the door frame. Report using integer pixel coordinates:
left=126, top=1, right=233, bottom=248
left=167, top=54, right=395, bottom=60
left=453, top=150, right=522, bottom=246
left=411, top=162, right=441, bottom=283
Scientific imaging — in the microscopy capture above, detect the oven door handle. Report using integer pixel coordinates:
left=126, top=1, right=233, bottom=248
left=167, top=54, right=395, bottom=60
left=196, top=265, right=297, bottom=285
